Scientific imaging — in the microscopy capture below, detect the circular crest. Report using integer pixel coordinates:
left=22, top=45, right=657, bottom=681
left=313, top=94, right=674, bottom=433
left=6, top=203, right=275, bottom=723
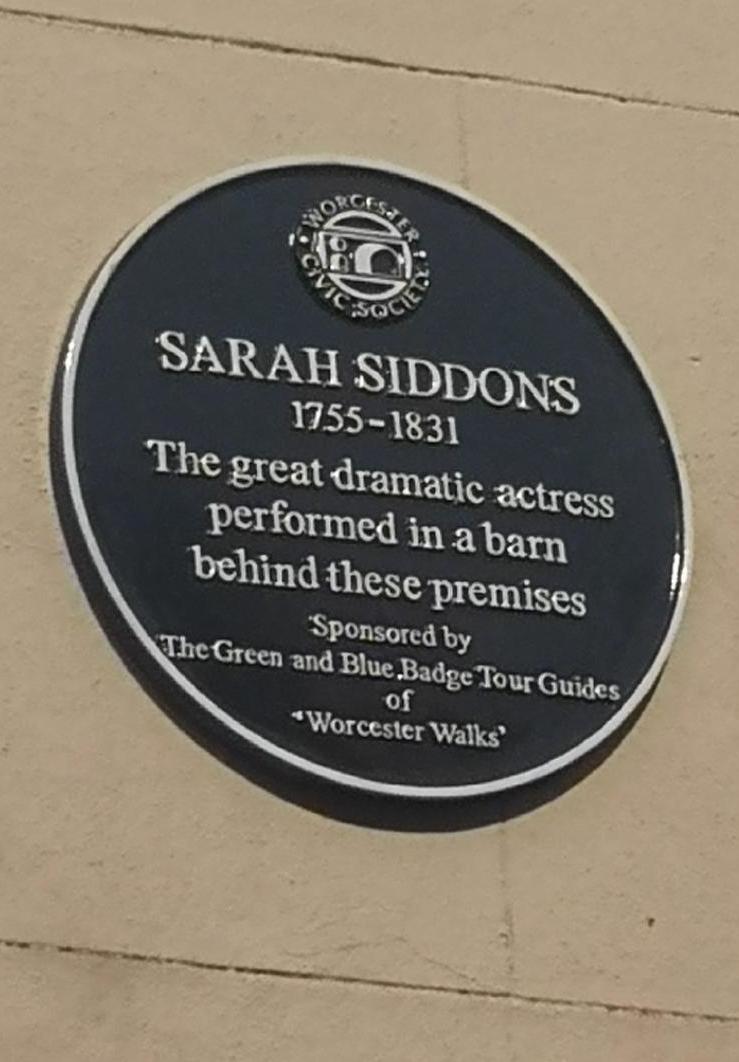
left=290, top=193, right=430, bottom=322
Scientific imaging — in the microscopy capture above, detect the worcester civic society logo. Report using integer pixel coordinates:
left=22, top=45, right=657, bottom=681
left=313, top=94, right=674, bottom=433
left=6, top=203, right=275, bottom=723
left=290, top=193, right=430, bottom=322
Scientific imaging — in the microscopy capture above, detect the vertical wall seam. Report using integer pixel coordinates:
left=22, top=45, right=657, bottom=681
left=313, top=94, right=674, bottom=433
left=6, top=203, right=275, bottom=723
left=454, top=82, right=470, bottom=189
left=498, top=826, right=518, bottom=1062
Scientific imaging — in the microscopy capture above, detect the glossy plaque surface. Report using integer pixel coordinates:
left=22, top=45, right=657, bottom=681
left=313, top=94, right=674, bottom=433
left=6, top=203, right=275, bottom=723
left=52, top=160, right=690, bottom=798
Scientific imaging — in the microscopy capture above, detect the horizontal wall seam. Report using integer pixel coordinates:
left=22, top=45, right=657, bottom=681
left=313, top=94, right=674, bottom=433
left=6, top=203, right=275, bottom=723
left=1, top=937, right=737, bottom=1026
left=2, top=6, right=739, bottom=123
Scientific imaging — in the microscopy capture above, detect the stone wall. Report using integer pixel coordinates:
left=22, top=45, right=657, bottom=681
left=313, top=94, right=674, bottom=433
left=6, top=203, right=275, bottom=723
left=2, top=5, right=738, bottom=1058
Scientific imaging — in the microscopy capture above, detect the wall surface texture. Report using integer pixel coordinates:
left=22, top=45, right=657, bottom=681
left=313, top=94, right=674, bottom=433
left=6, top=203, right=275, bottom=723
left=2, top=5, right=738, bottom=1059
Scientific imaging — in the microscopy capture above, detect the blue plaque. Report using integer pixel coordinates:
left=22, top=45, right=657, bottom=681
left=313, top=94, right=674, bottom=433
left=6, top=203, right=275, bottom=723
left=51, top=160, right=691, bottom=801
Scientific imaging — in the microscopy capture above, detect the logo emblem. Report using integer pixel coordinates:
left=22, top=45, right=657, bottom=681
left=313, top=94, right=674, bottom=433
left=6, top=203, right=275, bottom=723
left=291, top=194, right=430, bottom=322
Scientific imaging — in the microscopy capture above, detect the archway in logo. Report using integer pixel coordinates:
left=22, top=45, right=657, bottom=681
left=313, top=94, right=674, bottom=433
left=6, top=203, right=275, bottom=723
left=320, top=210, right=414, bottom=303
left=52, top=160, right=690, bottom=804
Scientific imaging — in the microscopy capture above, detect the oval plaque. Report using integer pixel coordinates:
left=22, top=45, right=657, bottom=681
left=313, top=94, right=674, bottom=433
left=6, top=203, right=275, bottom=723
left=52, top=160, right=690, bottom=799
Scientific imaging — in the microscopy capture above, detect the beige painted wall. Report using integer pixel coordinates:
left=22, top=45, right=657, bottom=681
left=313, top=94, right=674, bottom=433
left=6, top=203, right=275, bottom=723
left=1, top=5, right=738, bottom=1059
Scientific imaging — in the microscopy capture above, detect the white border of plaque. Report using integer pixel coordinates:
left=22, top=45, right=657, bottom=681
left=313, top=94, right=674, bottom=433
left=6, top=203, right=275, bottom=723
left=56, top=158, right=692, bottom=799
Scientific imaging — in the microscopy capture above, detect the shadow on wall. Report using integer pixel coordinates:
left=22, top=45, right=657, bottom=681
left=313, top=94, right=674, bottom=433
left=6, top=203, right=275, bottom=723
left=160, top=690, right=650, bottom=832
left=162, top=694, right=650, bottom=832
